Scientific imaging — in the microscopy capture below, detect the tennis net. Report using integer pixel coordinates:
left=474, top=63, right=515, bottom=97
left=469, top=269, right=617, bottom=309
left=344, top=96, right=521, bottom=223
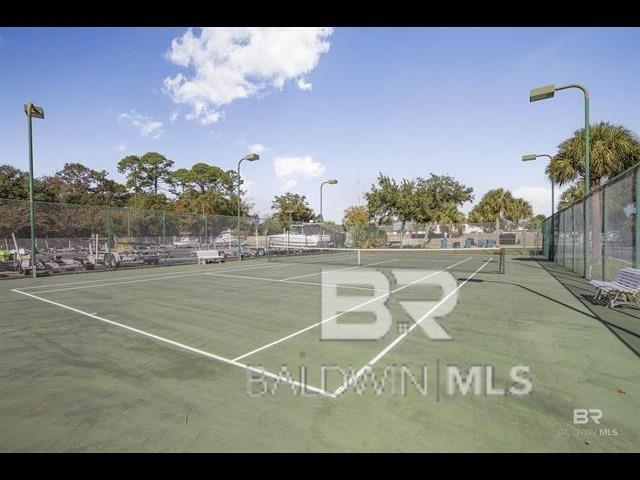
left=268, top=246, right=505, bottom=273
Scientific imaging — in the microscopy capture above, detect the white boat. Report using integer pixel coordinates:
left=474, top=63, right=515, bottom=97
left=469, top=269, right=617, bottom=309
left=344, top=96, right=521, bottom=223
left=212, top=229, right=244, bottom=247
left=173, top=235, right=199, bottom=248
left=463, top=225, right=485, bottom=234
left=267, top=232, right=331, bottom=249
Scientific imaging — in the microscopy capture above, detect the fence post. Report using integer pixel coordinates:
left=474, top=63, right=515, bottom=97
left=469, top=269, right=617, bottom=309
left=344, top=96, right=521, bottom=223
left=572, top=205, right=576, bottom=273
left=204, top=213, right=208, bottom=248
left=635, top=166, right=640, bottom=269
left=561, top=212, right=565, bottom=266
left=106, top=206, right=112, bottom=269
left=162, top=211, right=166, bottom=260
left=551, top=213, right=555, bottom=262
left=601, top=184, right=608, bottom=280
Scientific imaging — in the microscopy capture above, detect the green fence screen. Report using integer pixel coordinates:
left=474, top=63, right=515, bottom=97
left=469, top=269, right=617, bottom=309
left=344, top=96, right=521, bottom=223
left=541, top=163, right=639, bottom=280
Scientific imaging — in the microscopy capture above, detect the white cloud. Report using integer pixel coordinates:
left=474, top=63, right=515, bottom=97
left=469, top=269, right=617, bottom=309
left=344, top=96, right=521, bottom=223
left=185, top=107, right=223, bottom=125
left=297, top=78, right=312, bottom=90
left=243, top=179, right=260, bottom=197
left=513, top=185, right=554, bottom=216
left=248, top=143, right=266, bottom=154
left=163, top=27, right=333, bottom=125
left=118, top=111, right=164, bottom=139
left=274, top=155, right=325, bottom=180
left=170, top=111, right=179, bottom=122
left=114, top=142, right=127, bottom=152
left=280, top=179, right=298, bottom=192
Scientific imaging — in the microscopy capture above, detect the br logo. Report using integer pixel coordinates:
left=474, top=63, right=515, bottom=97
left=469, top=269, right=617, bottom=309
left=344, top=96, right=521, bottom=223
left=573, top=408, right=603, bottom=425
left=320, top=268, right=459, bottom=341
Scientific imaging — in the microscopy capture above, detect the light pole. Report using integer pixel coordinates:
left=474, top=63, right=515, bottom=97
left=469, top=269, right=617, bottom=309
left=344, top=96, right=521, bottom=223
left=24, top=102, right=45, bottom=279
left=530, top=83, right=590, bottom=278
left=237, top=153, right=259, bottom=261
left=523, top=154, right=554, bottom=259
left=320, top=179, right=338, bottom=247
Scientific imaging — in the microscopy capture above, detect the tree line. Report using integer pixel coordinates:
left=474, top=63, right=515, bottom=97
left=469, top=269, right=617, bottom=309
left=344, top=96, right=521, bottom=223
left=0, top=152, right=251, bottom=217
left=2, top=121, right=638, bottom=232
left=340, top=121, right=640, bottom=231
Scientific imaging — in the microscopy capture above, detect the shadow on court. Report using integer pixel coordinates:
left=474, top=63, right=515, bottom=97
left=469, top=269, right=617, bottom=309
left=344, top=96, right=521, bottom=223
left=537, top=259, right=640, bottom=358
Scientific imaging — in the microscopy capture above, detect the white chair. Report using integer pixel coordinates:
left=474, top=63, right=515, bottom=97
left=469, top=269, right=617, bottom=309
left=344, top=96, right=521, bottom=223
left=590, top=267, right=640, bottom=308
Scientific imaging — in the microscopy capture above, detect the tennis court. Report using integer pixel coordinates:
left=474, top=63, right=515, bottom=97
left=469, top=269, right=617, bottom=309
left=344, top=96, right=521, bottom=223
left=1, top=250, right=639, bottom=451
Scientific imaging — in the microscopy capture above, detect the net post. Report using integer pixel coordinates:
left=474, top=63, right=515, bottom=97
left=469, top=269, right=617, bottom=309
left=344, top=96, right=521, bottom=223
left=357, top=249, right=361, bottom=266
left=500, top=248, right=506, bottom=274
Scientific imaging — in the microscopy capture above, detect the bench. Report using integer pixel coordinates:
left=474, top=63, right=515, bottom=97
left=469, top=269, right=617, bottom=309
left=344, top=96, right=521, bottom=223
left=590, top=267, right=640, bottom=308
left=196, top=250, right=224, bottom=266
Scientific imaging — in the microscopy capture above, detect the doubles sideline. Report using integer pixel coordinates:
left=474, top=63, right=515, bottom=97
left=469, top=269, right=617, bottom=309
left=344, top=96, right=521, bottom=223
left=11, top=288, right=336, bottom=399
left=11, top=253, right=490, bottom=398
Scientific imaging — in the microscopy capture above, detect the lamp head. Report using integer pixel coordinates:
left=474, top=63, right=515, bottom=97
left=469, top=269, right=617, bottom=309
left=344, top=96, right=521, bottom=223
left=522, top=154, right=538, bottom=162
left=327, top=179, right=338, bottom=185
left=530, top=84, right=556, bottom=102
left=243, top=153, right=260, bottom=161
left=24, top=102, right=45, bottom=119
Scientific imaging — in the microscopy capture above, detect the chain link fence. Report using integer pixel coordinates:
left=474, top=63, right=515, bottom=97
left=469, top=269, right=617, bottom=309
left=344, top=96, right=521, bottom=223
left=0, top=198, right=273, bottom=278
left=266, top=219, right=542, bottom=252
left=345, top=221, right=542, bottom=250
left=1, top=197, right=544, bottom=279
left=542, top=164, right=638, bottom=281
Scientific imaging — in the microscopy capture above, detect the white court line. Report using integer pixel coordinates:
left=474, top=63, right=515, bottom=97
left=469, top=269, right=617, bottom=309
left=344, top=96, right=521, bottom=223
left=332, top=259, right=492, bottom=397
left=15, top=257, right=303, bottom=291
left=232, top=257, right=472, bottom=362
left=11, top=288, right=335, bottom=399
left=205, top=272, right=388, bottom=294
left=269, top=252, right=359, bottom=267
left=280, top=259, right=397, bottom=282
left=20, top=259, right=306, bottom=295
left=30, top=271, right=214, bottom=294
left=16, top=268, right=207, bottom=290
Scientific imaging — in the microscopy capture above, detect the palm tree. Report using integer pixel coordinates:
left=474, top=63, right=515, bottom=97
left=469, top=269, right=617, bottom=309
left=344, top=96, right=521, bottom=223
left=432, top=203, right=465, bottom=243
left=546, top=122, right=640, bottom=191
left=557, top=183, right=584, bottom=210
left=547, top=122, right=640, bottom=269
left=469, top=188, right=515, bottom=232
left=506, top=198, right=533, bottom=227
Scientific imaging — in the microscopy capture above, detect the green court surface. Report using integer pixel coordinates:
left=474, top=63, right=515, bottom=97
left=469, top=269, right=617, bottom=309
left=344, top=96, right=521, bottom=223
left=0, top=253, right=639, bottom=452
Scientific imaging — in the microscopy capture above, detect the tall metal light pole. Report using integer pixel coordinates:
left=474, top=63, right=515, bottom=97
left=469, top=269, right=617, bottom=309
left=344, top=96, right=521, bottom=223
left=24, top=102, right=45, bottom=279
left=320, top=179, right=338, bottom=247
left=530, top=83, right=590, bottom=278
left=523, top=154, right=554, bottom=259
left=237, top=153, right=259, bottom=261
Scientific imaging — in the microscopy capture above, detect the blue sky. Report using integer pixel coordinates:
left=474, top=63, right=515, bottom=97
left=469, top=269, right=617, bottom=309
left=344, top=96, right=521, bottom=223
left=1, top=27, right=639, bottom=221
